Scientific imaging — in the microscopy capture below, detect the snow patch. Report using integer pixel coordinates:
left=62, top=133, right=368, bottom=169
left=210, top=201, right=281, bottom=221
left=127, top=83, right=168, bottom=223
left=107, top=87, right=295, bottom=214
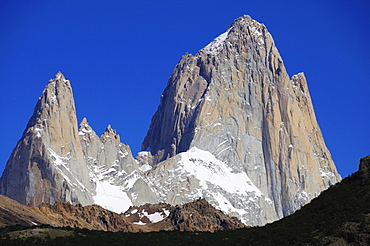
left=47, top=148, right=78, bottom=188
left=133, top=208, right=170, bottom=224
left=34, top=127, right=43, bottom=138
left=137, top=151, right=150, bottom=158
left=180, top=147, right=263, bottom=196
left=140, top=164, right=152, bottom=172
left=319, top=168, right=335, bottom=179
left=79, top=126, right=91, bottom=136
left=133, top=221, right=146, bottom=225
left=145, top=210, right=167, bottom=223
left=212, top=192, right=248, bottom=216
left=249, top=25, right=264, bottom=45
left=162, top=208, right=170, bottom=217
left=119, top=149, right=128, bottom=158
left=294, top=187, right=310, bottom=209
left=93, top=180, right=133, bottom=214
left=204, top=30, right=230, bottom=55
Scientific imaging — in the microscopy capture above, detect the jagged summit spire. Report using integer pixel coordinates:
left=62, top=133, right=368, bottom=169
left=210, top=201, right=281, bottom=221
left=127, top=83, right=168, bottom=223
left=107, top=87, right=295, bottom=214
left=230, top=14, right=253, bottom=26
left=201, top=15, right=268, bottom=56
left=48, top=71, right=66, bottom=83
left=0, top=73, right=93, bottom=206
left=27, top=72, right=75, bottom=134
left=142, top=14, right=340, bottom=225
left=101, top=124, right=120, bottom=142
left=79, top=117, right=94, bottom=138
left=80, top=117, right=89, bottom=126
left=0, top=15, right=341, bottom=227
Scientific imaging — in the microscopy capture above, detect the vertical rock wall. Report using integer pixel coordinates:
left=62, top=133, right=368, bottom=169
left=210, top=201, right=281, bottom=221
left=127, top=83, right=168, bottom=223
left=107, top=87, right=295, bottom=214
left=142, top=15, right=341, bottom=221
left=0, top=73, right=93, bottom=206
left=0, top=15, right=341, bottom=226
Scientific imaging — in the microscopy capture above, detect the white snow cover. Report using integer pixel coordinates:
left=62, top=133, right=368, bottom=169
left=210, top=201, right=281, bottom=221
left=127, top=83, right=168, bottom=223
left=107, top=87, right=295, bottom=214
left=143, top=209, right=168, bottom=223
left=47, top=148, right=87, bottom=191
left=131, top=208, right=170, bottom=225
left=34, top=126, right=43, bottom=138
left=319, top=168, right=335, bottom=179
left=85, top=146, right=270, bottom=224
left=249, top=25, right=264, bottom=45
left=78, top=126, right=91, bottom=136
left=133, top=221, right=146, bottom=225
left=137, top=151, right=150, bottom=158
left=204, top=30, right=229, bottom=55
left=146, top=146, right=269, bottom=224
left=180, top=147, right=263, bottom=196
left=140, top=164, right=152, bottom=172
left=93, top=180, right=133, bottom=213
left=87, top=158, right=141, bottom=214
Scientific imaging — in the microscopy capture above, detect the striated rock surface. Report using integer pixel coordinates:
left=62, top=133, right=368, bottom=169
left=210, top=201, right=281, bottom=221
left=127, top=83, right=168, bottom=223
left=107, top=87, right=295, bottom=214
left=0, top=72, right=157, bottom=214
left=0, top=72, right=94, bottom=206
left=78, top=118, right=158, bottom=212
left=0, top=15, right=341, bottom=227
left=142, top=15, right=341, bottom=225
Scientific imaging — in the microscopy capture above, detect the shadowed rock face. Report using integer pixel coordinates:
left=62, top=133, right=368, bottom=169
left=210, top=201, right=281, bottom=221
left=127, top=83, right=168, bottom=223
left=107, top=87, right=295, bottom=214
left=358, top=156, right=370, bottom=179
left=0, top=195, right=244, bottom=232
left=0, top=15, right=341, bottom=227
left=123, top=198, right=245, bottom=232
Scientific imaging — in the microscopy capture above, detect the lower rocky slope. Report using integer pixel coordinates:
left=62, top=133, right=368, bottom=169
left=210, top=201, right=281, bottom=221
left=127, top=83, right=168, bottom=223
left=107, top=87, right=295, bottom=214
left=1, top=156, right=368, bottom=245
left=0, top=196, right=244, bottom=232
left=124, top=198, right=244, bottom=232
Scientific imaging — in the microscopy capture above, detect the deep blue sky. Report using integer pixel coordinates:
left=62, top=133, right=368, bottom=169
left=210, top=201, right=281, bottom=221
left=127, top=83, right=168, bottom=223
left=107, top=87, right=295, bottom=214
left=1, top=1, right=369, bottom=178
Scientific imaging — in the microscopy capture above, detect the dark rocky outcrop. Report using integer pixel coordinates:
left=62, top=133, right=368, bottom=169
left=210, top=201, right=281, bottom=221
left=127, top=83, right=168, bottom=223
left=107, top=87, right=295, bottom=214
left=0, top=195, right=243, bottom=232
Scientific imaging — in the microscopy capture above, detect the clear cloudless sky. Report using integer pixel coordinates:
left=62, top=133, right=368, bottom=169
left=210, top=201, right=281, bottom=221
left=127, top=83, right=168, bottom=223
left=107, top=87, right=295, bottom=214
left=0, top=1, right=369, bottom=178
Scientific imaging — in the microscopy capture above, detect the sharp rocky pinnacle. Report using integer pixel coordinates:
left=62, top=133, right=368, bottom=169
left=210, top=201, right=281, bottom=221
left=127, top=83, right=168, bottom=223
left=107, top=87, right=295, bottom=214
left=0, top=15, right=341, bottom=227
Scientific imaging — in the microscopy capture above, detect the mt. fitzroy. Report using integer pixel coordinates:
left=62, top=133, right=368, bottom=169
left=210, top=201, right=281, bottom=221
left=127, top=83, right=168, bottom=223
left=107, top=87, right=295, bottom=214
left=0, top=15, right=340, bottom=226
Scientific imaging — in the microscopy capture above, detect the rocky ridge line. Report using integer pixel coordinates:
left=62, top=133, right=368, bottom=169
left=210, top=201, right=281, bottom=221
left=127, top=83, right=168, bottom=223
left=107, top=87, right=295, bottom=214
left=0, top=195, right=245, bottom=232
left=0, top=15, right=341, bottom=227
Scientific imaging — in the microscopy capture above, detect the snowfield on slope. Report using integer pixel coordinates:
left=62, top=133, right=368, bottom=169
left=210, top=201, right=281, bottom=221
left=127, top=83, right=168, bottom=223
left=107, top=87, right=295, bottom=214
left=89, top=146, right=270, bottom=225
left=93, top=180, right=133, bottom=213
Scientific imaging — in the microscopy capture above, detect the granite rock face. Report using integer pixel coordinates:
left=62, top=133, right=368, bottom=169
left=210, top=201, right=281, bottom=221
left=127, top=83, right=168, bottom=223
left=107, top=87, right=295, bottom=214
left=78, top=118, right=158, bottom=212
left=142, top=15, right=341, bottom=224
left=0, top=15, right=341, bottom=226
left=0, top=73, right=94, bottom=206
left=0, top=72, right=158, bottom=213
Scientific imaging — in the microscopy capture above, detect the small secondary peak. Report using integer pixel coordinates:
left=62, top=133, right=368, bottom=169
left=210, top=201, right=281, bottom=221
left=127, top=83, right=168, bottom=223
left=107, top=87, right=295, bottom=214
left=101, top=124, right=120, bottom=142
left=105, top=124, right=114, bottom=133
left=80, top=117, right=89, bottom=127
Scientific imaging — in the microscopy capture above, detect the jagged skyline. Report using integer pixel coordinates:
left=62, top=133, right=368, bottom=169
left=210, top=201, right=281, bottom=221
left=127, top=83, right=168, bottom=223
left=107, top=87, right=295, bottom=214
left=0, top=1, right=369, bottom=179
left=0, top=14, right=341, bottom=226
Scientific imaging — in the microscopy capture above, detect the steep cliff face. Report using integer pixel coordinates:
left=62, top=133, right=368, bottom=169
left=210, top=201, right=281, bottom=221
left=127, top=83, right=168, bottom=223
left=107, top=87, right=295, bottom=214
left=0, top=73, right=93, bottom=206
left=0, top=72, right=157, bottom=213
left=142, top=15, right=341, bottom=224
left=78, top=119, right=158, bottom=212
left=0, top=15, right=341, bottom=227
